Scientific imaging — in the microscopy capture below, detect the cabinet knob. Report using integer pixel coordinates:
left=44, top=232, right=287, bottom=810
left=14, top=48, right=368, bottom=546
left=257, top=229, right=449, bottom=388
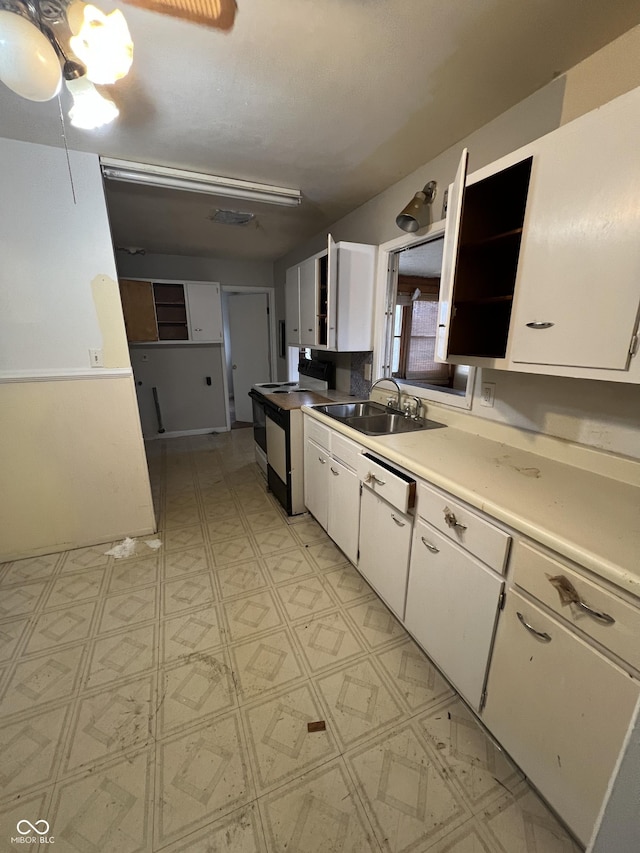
left=391, top=514, right=405, bottom=527
left=421, top=536, right=439, bottom=553
left=330, top=467, right=339, bottom=476
left=308, top=328, right=313, bottom=332
left=443, top=508, right=467, bottom=530
left=517, top=611, right=552, bottom=642
left=525, top=321, right=554, bottom=329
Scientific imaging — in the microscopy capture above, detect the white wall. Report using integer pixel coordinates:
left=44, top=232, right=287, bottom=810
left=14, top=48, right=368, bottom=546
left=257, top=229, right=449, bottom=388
left=116, top=251, right=274, bottom=289
left=275, top=27, right=640, bottom=459
left=0, top=138, right=155, bottom=560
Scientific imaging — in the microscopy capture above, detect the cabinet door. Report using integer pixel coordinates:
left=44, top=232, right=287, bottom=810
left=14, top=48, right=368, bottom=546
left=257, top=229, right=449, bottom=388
left=483, top=590, right=640, bottom=845
left=325, top=234, right=338, bottom=350
left=327, top=457, right=359, bottom=564
left=119, top=279, right=158, bottom=342
left=358, top=487, right=412, bottom=620
left=509, top=88, right=640, bottom=370
left=186, top=283, right=223, bottom=343
left=299, top=257, right=317, bottom=347
left=285, top=265, right=300, bottom=345
left=304, top=439, right=329, bottom=530
left=405, top=519, right=503, bottom=711
left=436, top=149, right=468, bottom=361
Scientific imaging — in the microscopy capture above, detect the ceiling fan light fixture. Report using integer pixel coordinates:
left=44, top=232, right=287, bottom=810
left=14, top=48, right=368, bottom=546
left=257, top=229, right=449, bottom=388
left=396, top=181, right=438, bottom=233
left=69, top=4, right=133, bottom=84
left=210, top=209, right=256, bottom=226
left=100, top=158, right=303, bottom=207
left=66, top=74, right=119, bottom=129
left=0, top=10, right=62, bottom=101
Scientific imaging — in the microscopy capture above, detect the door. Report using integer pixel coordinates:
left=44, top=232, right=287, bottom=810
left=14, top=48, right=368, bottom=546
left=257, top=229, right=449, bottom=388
left=227, top=292, right=271, bottom=423
left=285, top=265, right=300, bottom=345
left=304, top=439, right=329, bottom=530
left=358, top=486, right=412, bottom=620
left=327, top=456, right=359, bottom=564
left=483, top=590, right=640, bottom=845
left=186, top=282, right=223, bottom=343
left=508, top=87, right=640, bottom=370
left=299, top=256, right=317, bottom=346
left=405, top=518, right=503, bottom=711
left=326, top=234, right=338, bottom=349
left=436, top=148, right=468, bottom=361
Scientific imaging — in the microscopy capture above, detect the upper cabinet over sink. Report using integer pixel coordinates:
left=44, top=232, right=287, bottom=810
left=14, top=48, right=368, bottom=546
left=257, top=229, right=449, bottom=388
left=286, top=234, right=376, bottom=351
left=437, top=86, right=640, bottom=384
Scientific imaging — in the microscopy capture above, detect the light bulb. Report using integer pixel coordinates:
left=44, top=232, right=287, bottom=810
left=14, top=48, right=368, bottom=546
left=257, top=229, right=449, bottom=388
left=65, top=75, right=119, bottom=129
left=69, top=5, right=133, bottom=85
left=0, top=11, right=61, bottom=101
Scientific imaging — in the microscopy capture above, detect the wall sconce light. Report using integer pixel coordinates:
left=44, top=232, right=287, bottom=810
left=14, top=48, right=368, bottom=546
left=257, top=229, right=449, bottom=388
left=396, top=181, right=438, bottom=233
left=0, top=0, right=133, bottom=130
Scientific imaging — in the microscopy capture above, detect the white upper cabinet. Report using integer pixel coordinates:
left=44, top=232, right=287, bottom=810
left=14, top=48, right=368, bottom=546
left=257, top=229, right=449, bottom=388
left=285, top=235, right=376, bottom=351
left=186, top=283, right=223, bottom=343
left=438, top=86, right=640, bottom=383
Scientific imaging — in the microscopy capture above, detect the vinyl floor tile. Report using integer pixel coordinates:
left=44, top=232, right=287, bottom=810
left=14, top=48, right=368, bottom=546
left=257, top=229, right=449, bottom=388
left=0, top=431, right=584, bottom=852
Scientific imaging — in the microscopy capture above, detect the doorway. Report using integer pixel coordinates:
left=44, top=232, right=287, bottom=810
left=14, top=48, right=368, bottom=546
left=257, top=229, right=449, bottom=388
left=223, top=287, right=276, bottom=426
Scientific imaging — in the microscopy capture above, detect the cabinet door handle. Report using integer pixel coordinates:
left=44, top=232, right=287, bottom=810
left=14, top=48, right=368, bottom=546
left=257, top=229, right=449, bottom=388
left=330, top=467, right=339, bottom=476
left=318, top=457, right=326, bottom=464
left=443, top=508, right=467, bottom=530
left=526, top=321, right=554, bottom=329
left=366, top=473, right=386, bottom=486
left=517, top=611, right=552, bottom=642
left=308, top=328, right=313, bottom=332
left=391, top=514, right=405, bottom=527
left=575, top=600, right=615, bottom=624
left=421, top=536, right=439, bottom=553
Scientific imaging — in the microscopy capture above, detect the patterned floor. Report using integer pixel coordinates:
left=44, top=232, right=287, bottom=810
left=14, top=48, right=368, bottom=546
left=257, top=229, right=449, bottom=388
left=0, top=429, right=582, bottom=852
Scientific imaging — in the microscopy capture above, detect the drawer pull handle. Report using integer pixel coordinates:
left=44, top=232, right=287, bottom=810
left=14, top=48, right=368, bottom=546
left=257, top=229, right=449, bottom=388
left=421, top=537, right=439, bottom=553
left=391, top=514, right=405, bottom=527
left=443, top=508, right=467, bottom=531
left=318, top=457, right=326, bottom=464
left=517, top=611, right=551, bottom=642
left=575, top=600, right=615, bottom=625
left=526, top=321, right=554, bottom=329
left=330, top=467, right=339, bottom=476
left=366, top=473, right=386, bottom=486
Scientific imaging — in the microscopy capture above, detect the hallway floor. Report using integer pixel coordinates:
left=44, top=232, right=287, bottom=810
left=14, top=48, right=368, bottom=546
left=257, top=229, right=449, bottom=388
left=0, top=430, right=581, bottom=852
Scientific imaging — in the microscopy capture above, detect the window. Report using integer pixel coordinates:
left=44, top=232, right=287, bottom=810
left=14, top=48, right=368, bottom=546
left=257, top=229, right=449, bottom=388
left=377, top=227, right=475, bottom=409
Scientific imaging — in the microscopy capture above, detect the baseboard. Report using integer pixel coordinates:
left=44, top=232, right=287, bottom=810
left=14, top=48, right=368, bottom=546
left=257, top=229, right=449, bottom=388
left=0, top=526, right=158, bottom=564
left=144, top=427, right=229, bottom=440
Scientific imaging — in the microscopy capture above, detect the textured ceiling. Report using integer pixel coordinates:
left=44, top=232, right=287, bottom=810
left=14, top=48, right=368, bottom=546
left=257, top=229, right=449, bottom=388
left=1, top=0, right=639, bottom=259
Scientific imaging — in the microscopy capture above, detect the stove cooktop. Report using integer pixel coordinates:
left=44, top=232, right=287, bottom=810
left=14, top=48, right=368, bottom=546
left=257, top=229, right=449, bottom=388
left=253, top=382, right=313, bottom=394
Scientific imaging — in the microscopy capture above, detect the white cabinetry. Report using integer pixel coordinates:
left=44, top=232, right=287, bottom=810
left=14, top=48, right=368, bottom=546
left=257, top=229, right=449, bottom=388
left=483, top=589, right=639, bottom=845
left=404, top=482, right=508, bottom=711
left=438, top=86, right=640, bottom=382
left=186, top=283, right=223, bottom=343
left=285, top=235, right=376, bottom=351
left=303, top=417, right=362, bottom=563
left=358, top=487, right=412, bottom=620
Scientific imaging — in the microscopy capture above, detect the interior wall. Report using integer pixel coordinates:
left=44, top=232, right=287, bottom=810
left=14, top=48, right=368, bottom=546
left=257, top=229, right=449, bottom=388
left=116, top=251, right=274, bottom=289
left=275, top=26, right=640, bottom=457
left=0, top=137, right=155, bottom=560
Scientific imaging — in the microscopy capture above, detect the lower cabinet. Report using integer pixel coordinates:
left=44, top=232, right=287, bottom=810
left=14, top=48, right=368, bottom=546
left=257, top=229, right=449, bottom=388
left=483, top=590, right=640, bottom=845
left=405, top=518, right=504, bottom=711
left=358, top=486, right=412, bottom=620
left=304, top=436, right=360, bottom=563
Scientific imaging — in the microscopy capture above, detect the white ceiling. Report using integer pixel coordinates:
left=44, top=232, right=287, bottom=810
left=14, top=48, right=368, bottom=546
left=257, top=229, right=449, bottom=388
left=2, top=0, right=639, bottom=260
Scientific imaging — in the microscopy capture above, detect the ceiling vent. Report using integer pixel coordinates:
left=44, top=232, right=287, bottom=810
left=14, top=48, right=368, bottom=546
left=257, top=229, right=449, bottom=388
left=209, top=209, right=256, bottom=226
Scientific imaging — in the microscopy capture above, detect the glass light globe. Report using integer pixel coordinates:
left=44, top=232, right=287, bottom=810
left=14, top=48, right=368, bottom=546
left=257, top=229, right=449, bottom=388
left=0, top=11, right=61, bottom=101
left=65, top=75, right=119, bottom=129
left=69, top=5, right=133, bottom=85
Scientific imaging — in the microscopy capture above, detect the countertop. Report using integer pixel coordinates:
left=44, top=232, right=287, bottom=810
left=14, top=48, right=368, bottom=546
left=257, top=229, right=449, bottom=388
left=260, top=388, right=353, bottom=411
left=302, top=403, right=640, bottom=600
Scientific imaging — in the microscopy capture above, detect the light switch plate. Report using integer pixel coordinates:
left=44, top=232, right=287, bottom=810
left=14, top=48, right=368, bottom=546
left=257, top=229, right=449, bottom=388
left=89, top=348, right=104, bottom=368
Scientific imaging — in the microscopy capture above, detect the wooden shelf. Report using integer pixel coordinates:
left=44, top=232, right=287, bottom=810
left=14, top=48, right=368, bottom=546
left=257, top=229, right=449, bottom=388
left=455, top=295, right=513, bottom=305
left=155, top=301, right=185, bottom=307
left=157, top=321, right=188, bottom=326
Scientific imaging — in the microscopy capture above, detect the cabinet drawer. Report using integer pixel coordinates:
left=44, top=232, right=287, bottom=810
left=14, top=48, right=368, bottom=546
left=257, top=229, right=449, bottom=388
left=305, top=416, right=331, bottom=451
left=357, top=453, right=415, bottom=513
left=416, top=482, right=510, bottom=573
left=330, top=432, right=362, bottom=471
left=512, top=540, right=640, bottom=671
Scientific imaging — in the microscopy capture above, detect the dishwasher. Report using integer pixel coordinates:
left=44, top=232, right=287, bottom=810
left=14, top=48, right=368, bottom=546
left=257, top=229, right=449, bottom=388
left=357, top=453, right=416, bottom=621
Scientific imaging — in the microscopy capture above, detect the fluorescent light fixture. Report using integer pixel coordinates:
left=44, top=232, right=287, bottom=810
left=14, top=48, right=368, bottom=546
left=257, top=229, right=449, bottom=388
left=100, top=158, right=302, bottom=207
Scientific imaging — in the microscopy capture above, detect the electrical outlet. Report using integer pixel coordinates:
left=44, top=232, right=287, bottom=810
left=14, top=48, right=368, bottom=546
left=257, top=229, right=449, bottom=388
left=480, top=382, right=496, bottom=407
left=89, top=348, right=103, bottom=368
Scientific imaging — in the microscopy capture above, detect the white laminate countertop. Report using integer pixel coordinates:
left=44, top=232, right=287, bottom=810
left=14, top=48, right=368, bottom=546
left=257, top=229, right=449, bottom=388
left=302, top=404, right=640, bottom=599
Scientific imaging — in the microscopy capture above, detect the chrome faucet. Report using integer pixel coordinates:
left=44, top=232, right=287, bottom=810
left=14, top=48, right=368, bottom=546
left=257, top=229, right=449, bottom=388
left=412, top=396, right=423, bottom=421
left=370, top=377, right=402, bottom=413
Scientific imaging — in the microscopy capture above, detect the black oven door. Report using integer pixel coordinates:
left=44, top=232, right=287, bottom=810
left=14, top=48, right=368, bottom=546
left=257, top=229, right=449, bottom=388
left=249, top=390, right=267, bottom=453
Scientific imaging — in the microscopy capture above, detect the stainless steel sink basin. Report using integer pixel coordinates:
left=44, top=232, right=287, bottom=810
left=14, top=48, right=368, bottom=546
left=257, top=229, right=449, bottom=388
left=312, top=402, right=446, bottom=435
left=314, top=401, right=387, bottom=419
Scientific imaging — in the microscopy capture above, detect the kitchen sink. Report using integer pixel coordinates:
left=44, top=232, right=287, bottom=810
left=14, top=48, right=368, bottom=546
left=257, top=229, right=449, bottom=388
left=312, top=402, right=446, bottom=436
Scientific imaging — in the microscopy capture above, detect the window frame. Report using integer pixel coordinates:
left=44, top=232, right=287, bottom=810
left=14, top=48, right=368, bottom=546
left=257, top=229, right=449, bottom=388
left=373, top=220, right=476, bottom=410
